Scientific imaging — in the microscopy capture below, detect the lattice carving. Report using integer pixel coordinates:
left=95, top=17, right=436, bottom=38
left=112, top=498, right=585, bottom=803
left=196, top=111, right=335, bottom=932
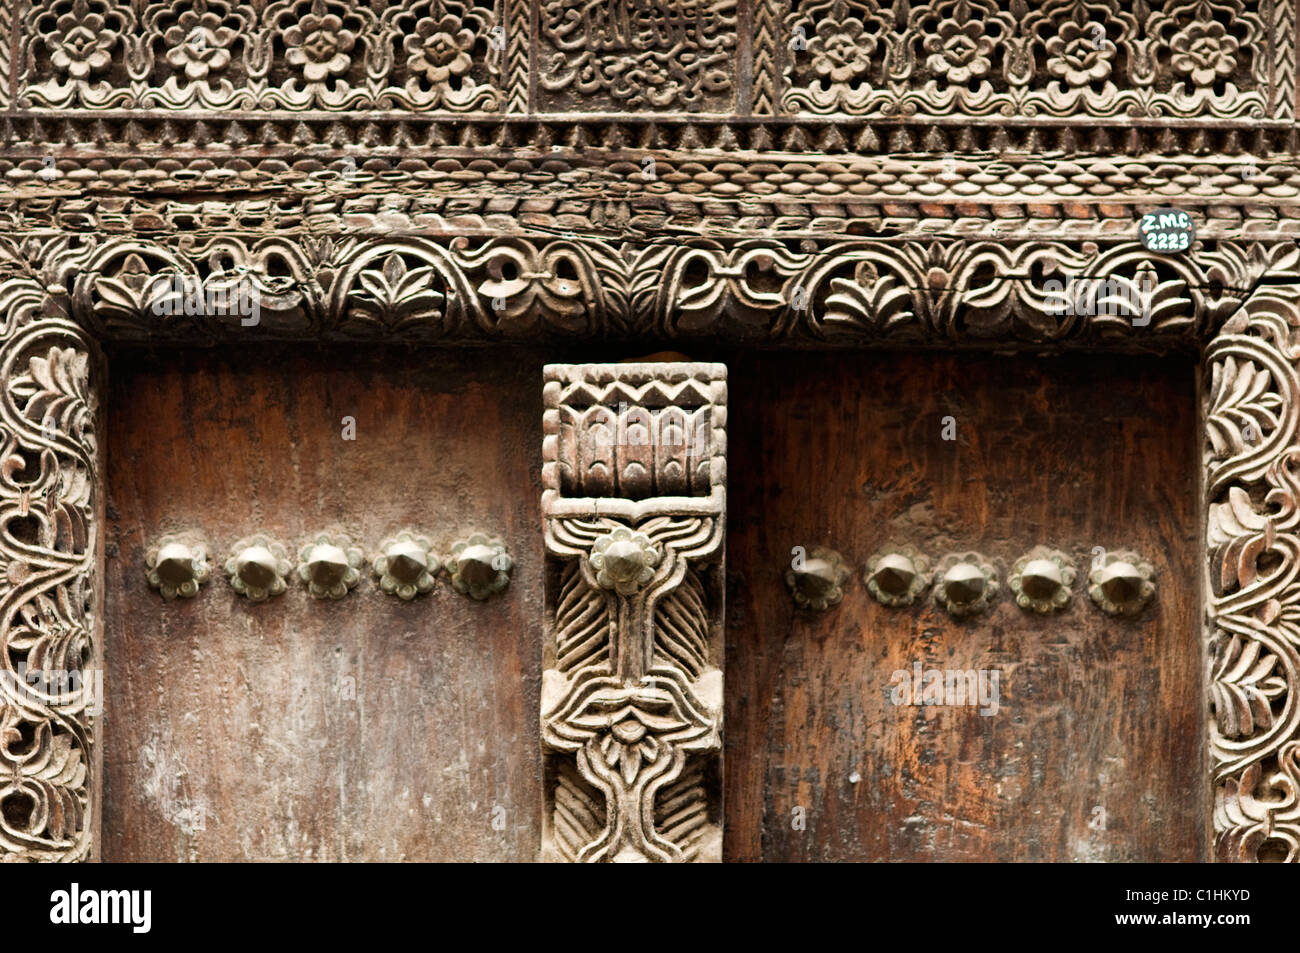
left=541, top=362, right=725, bottom=862
left=0, top=281, right=102, bottom=863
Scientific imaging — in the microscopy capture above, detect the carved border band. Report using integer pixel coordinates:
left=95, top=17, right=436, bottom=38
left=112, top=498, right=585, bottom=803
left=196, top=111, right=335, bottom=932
left=1205, top=284, right=1300, bottom=862
left=0, top=297, right=102, bottom=863
left=541, top=362, right=726, bottom=862
left=1, top=235, right=1293, bottom=350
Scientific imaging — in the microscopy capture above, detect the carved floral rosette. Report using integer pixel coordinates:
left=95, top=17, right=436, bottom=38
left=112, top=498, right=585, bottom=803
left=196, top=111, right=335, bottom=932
left=0, top=284, right=102, bottom=863
left=541, top=362, right=726, bottom=862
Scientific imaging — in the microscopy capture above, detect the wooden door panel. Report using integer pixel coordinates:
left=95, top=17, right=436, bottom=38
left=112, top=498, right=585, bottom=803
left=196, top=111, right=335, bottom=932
left=103, top=347, right=545, bottom=861
left=724, top=352, right=1204, bottom=862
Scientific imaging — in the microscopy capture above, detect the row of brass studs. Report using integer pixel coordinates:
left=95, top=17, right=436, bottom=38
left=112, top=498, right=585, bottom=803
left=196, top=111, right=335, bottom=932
left=145, top=530, right=512, bottom=602
left=785, top=545, right=1155, bottom=617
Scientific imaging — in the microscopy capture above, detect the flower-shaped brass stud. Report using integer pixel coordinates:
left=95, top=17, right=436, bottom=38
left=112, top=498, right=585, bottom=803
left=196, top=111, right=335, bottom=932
left=373, top=531, right=439, bottom=600
left=588, top=527, right=658, bottom=596
left=297, top=532, right=364, bottom=600
left=933, top=552, right=998, bottom=617
left=865, top=546, right=930, bottom=607
left=785, top=546, right=850, bottom=610
left=146, top=534, right=209, bottom=600
left=1009, top=546, right=1076, bottom=614
left=447, top=533, right=512, bottom=601
left=1089, top=550, right=1156, bottom=616
left=226, top=534, right=292, bottom=602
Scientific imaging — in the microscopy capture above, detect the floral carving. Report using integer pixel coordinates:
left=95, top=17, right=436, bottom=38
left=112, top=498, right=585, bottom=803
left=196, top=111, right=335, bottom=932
left=924, top=16, right=995, bottom=84
left=405, top=14, right=475, bottom=84
left=284, top=11, right=356, bottom=82
left=781, top=0, right=1271, bottom=119
left=163, top=10, right=236, bottom=80
left=46, top=1, right=117, bottom=80
left=1170, top=20, right=1240, bottom=86
left=1045, top=20, right=1115, bottom=88
left=543, top=364, right=726, bottom=862
left=808, top=17, right=876, bottom=83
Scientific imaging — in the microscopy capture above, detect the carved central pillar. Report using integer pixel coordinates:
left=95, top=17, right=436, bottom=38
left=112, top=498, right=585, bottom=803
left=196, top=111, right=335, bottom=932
left=541, top=362, right=726, bottom=862
left=0, top=287, right=103, bottom=862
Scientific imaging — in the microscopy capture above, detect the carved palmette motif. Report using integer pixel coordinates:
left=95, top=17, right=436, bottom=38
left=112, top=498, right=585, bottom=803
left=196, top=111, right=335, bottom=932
left=1204, top=284, right=1300, bottom=862
left=541, top=363, right=725, bottom=862
left=0, top=283, right=101, bottom=862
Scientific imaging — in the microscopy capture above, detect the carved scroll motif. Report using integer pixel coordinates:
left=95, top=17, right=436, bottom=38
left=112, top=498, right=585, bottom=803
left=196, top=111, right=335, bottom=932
left=541, top=362, right=725, bottom=862
left=1204, top=284, right=1300, bottom=862
left=0, top=281, right=102, bottom=862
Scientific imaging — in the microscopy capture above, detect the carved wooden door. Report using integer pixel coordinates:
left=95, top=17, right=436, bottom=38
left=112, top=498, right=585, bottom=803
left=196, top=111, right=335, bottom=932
left=100, top=346, right=1201, bottom=862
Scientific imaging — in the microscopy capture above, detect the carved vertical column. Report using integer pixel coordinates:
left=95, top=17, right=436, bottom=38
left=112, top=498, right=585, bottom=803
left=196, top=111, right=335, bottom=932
left=541, top=363, right=726, bottom=862
left=1205, top=287, right=1300, bottom=862
left=0, top=283, right=103, bottom=862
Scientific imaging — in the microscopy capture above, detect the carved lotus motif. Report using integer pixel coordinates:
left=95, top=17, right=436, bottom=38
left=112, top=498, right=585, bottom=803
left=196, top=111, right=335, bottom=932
left=807, top=18, right=875, bottom=84
left=924, top=17, right=995, bottom=84
left=285, top=12, right=356, bottom=82
left=163, top=11, right=237, bottom=80
left=1045, top=22, right=1115, bottom=88
left=1170, top=21, right=1239, bottom=87
left=47, top=5, right=117, bottom=80
left=404, top=14, right=475, bottom=84
left=589, top=527, right=660, bottom=595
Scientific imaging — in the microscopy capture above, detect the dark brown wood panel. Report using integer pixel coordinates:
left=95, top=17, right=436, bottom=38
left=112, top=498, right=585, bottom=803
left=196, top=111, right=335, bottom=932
left=103, top=347, right=545, bottom=861
left=723, top=351, right=1205, bottom=862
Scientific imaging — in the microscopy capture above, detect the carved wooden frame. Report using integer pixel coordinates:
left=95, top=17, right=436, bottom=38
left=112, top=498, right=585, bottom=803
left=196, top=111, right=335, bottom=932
left=2, top=0, right=1299, bottom=863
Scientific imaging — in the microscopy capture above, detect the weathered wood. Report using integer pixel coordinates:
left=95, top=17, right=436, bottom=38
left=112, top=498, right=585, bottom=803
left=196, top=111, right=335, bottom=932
left=102, top=347, right=545, bottom=862
left=724, top=351, right=1205, bottom=861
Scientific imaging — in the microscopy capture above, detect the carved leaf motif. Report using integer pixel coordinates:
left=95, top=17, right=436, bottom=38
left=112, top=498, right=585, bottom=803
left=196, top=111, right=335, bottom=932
left=352, top=252, right=444, bottom=328
left=1211, top=633, right=1287, bottom=738
left=1207, top=354, right=1282, bottom=460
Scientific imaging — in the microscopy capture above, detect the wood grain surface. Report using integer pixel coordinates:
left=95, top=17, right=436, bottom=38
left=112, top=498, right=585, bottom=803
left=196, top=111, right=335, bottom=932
left=102, top=346, right=1204, bottom=862
left=723, top=351, right=1205, bottom=862
left=103, top=346, right=546, bottom=861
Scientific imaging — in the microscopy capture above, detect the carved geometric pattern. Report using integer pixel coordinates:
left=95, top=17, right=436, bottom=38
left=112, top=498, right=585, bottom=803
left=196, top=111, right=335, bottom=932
left=541, top=363, right=725, bottom=862
left=781, top=0, right=1289, bottom=119
left=0, top=284, right=101, bottom=862
left=1204, top=283, right=1300, bottom=862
